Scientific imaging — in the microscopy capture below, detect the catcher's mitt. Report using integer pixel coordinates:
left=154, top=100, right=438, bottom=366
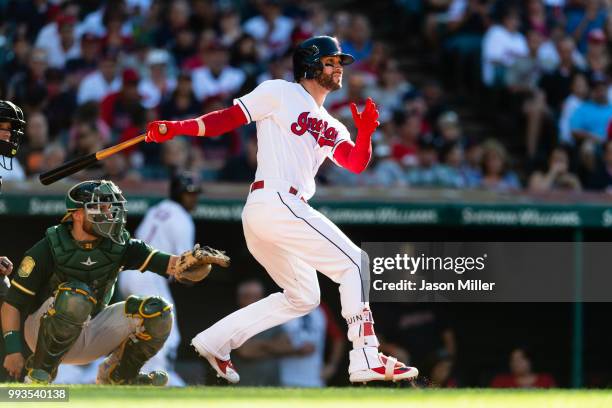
left=173, top=244, right=230, bottom=283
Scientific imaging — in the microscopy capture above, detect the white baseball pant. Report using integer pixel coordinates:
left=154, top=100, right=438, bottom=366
left=193, top=183, right=366, bottom=360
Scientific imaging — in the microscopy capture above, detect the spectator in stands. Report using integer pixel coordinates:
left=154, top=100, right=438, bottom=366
left=506, top=30, right=545, bottom=93
left=100, top=68, right=146, bottom=137
left=481, top=7, right=528, bottom=87
left=392, top=112, right=422, bottom=168
left=154, top=0, right=191, bottom=49
left=584, top=140, right=612, bottom=191
left=584, top=29, right=607, bottom=72
left=463, top=140, right=484, bottom=187
left=6, top=48, right=48, bottom=109
left=1, top=35, right=31, bottom=87
left=243, top=0, right=294, bottom=61
left=233, top=280, right=313, bottom=386
left=524, top=0, right=550, bottom=37
left=191, top=42, right=246, bottom=102
left=297, top=2, right=335, bottom=38
left=188, top=0, right=217, bottom=34
left=559, top=72, right=589, bottom=146
left=352, top=41, right=389, bottom=82
left=102, top=151, right=141, bottom=183
left=402, top=90, right=433, bottom=134
left=569, top=72, right=612, bottom=145
left=434, top=110, right=464, bottom=148
left=79, top=0, right=133, bottom=39
left=279, top=306, right=327, bottom=387
left=36, top=14, right=80, bottom=69
left=406, top=139, right=463, bottom=188
left=340, top=14, right=373, bottom=61
left=528, top=146, right=582, bottom=192
left=566, top=0, right=607, bottom=53
left=442, top=0, right=490, bottom=91
left=328, top=72, right=368, bottom=122
left=377, top=303, right=456, bottom=371
left=539, top=36, right=586, bottom=115
left=77, top=49, right=121, bottom=105
left=440, top=141, right=469, bottom=188
left=422, top=79, right=449, bottom=128
left=139, top=49, right=177, bottom=109
left=478, top=139, right=521, bottom=191
left=366, top=142, right=408, bottom=187
left=196, top=97, right=241, bottom=170
left=18, top=111, right=49, bottom=177
left=538, top=25, right=587, bottom=73
left=491, top=347, right=556, bottom=388
left=102, top=8, right=135, bottom=54
left=218, top=135, right=258, bottom=183
left=65, top=33, right=101, bottom=81
left=424, top=349, right=458, bottom=387
left=229, top=34, right=263, bottom=91
left=366, top=59, right=412, bottom=122
left=218, top=8, right=243, bottom=49
left=39, top=144, right=67, bottom=176
left=159, top=71, right=201, bottom=120
left=67, top=102, right=112, bottom=153
left=255, top=51, right=293, bottom=84
left=170, top=28, right=197, bottom=68
left=7, top=0, right=54, bottom=42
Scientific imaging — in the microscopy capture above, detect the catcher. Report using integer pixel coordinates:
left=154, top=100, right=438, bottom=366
left=1, top=180, right=229, bottom=384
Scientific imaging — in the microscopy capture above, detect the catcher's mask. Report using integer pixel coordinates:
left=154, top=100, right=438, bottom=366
left=0, top=100, right=26, bottom=172
left=65, top=180, right=128, bottom=244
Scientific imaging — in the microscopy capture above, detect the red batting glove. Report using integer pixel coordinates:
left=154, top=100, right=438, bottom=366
left=145, top=121, right=178, bottom=143
left=350, top=98, right=380, bottom=135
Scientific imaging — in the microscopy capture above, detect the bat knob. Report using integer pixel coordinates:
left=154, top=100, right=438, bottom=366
left=158, top=123, right=168, bottom=135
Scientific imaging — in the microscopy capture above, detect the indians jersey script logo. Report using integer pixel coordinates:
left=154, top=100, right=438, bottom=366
left=290, top=112, right=338, bottom=148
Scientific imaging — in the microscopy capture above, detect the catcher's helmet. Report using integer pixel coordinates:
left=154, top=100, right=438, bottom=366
left=170, top=171, right=202, bottom=203
left=65, top=180, right=128, bottom=244
left=0, top=100, right=26, bottom=171
left=293, top=36, right=354, bottom=81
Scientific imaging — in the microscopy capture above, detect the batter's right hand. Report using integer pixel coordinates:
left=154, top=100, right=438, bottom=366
left=146, top=121, right=177, bottom=143
left=350, top=98, right=380, bottom=135
left=4, top=352, right=24, bottom=379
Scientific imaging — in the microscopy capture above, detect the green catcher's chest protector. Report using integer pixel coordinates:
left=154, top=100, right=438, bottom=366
left=46, top=224, right=128, bottom=314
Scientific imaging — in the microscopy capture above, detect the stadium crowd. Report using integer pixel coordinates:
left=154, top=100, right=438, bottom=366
left=1, top=0, right=610, bottom=193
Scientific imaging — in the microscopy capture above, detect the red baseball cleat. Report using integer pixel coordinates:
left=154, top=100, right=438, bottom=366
left=349, top=349, right=419, bottom=383
left=191, top=339, right=240, bottom=384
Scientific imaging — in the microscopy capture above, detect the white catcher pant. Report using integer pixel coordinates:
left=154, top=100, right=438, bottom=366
left=193, top=185, right=366, bottom=360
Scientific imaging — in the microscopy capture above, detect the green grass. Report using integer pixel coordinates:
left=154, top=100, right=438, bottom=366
left=1, top=385, right=612, bottom=408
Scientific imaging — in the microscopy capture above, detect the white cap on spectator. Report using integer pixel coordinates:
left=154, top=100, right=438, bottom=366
left=146, top=49, right=170, bottom=66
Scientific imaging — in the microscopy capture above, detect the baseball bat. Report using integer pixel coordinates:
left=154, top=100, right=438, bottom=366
left=39, top=124, right=167, bottom=185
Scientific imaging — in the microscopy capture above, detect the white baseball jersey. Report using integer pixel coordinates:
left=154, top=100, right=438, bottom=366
left=234, top=79, right=351, bottom=200
left=134, top=199, right=195, bottom=254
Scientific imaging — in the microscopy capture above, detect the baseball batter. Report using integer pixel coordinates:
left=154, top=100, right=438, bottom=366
left=145, top=36, right=418, bottom=383
left=1, top=180, right=230, bottom=384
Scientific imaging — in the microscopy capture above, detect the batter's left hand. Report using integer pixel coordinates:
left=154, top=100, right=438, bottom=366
left=350, top=98, right=380, bottom=134
left=0, top=257, right=12, bottom=276
left=146, top=121, right=177, bottom=143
